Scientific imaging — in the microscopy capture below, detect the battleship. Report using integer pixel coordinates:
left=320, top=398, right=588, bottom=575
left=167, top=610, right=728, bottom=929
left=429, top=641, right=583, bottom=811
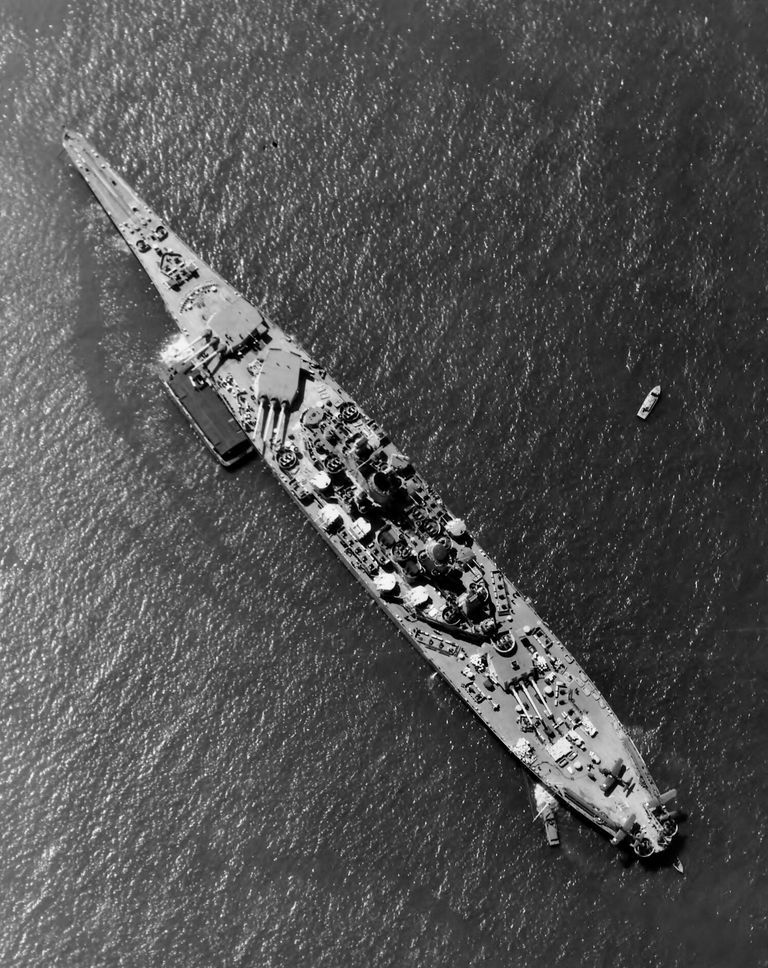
left=63, top=130, right=682, bottom=859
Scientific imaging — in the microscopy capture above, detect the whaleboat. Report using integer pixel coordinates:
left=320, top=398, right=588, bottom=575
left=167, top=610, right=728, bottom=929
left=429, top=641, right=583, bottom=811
left=637, top=385, right=661, bottom=420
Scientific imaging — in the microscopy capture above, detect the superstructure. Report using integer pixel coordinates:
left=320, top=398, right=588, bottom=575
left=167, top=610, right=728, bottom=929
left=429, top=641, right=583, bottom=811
left=63, top=130, right=681, bottom=859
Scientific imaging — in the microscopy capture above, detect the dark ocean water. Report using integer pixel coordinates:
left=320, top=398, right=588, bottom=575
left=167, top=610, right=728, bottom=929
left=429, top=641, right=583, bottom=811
left=1, top=0, right=768, bottom=965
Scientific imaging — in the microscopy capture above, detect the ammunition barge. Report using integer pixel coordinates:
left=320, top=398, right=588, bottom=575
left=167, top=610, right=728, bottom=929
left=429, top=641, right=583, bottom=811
left=158, top=357, right=254, bottom=467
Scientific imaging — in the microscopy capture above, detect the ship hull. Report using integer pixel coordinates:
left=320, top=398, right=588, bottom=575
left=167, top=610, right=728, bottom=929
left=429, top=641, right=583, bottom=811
left=63, top=130, right=678, bottom=857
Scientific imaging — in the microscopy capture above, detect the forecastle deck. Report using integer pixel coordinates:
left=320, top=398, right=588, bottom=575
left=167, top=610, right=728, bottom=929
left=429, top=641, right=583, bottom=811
left=63, top=130, right=680, bottom=858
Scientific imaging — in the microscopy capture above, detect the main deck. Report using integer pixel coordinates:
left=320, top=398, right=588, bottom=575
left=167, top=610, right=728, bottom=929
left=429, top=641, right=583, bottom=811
left=63, top=130, right=679, bottom=858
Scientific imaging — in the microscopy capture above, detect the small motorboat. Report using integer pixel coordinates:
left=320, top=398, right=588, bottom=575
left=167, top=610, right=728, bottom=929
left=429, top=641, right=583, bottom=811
left=672, top=857, right=684, bottom=874
left=530, top=781, right=560, bottom=847
left=637, top=385, right=661, bottom=420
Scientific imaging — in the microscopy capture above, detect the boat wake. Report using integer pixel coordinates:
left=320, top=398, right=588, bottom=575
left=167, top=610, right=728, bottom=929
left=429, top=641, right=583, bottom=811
left=160, top=333, right=192, bottom=365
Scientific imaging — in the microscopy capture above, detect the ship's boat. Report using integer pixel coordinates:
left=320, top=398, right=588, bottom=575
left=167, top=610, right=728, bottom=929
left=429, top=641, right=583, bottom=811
left=637, top=385, right=661, bottom=420
left=62, top=130, right=681, bottom=859
left=531, top=781, right=560, bottom=847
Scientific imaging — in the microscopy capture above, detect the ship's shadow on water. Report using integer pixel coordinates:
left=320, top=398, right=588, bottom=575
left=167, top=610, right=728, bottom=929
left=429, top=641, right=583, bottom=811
left=67, top=176, right=162, bottom=443
left=625, top=831, right=689, bottom=873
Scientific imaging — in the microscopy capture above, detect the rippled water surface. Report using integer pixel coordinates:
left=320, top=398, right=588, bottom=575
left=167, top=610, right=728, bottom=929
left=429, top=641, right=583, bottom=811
left=1, top=1, right=768, bottom=965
